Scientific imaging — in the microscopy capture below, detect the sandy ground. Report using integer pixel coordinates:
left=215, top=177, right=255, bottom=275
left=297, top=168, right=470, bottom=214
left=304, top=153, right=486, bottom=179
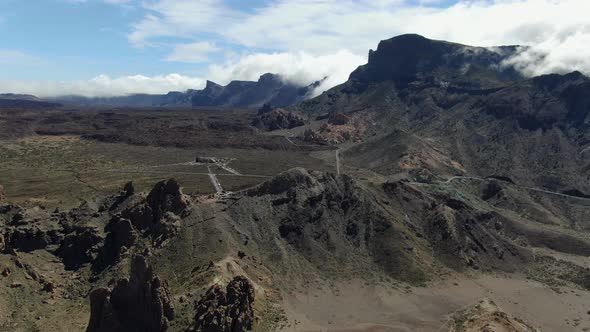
left=280, top=274, right=590, bottom=332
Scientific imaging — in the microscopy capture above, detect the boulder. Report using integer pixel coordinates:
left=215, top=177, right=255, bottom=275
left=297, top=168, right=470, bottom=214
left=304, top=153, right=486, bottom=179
left=86, top=256, right=174, bottom=332
left=191, top=276, right=255, bottom=332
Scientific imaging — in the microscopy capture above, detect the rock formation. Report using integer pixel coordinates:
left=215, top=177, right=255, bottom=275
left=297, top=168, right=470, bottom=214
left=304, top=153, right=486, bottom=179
left=191, top=276, right=255, bottom=332
left=56, top=226, right=103, bottom=270
left=251, top=108, right=305, bottom=131
left=448, top=298, right=537, bottom=332
left=0, top=184, right=5, bottom=202
left=86, top=255, right=174, bottom=332
left=348, top=34, right=522, bottom=88
left=191, top=73, right=318, bottom=108
left=122, top=179, right=189, bottom=246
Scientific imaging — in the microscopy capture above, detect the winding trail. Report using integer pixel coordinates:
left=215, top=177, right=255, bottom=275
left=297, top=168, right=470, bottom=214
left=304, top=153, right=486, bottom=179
left=445, top=176, right=590, bottom=202
left=284, top=136, right=299, bottom=147
left=207, top=166, right=224, bottom=195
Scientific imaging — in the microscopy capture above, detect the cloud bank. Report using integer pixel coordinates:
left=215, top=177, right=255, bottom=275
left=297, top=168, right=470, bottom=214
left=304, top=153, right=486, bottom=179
left=0, top=74, right=205, bottom=98
left=6, top=0, right=590, bottom=97
left=207, top=50, right=366, bottom=96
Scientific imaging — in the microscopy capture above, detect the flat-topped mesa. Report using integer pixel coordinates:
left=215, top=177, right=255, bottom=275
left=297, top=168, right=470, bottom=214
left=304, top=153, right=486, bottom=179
left=349, top=34, right=523, bottom=88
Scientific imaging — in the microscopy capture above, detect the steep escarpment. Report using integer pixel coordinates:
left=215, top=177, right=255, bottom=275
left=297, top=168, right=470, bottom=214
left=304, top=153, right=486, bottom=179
left=349, top=34, right=522, bottom=89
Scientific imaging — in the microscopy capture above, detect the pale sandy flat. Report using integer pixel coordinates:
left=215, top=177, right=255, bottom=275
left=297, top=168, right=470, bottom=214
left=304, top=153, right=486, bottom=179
left=280, top=275, right=590, bottom=332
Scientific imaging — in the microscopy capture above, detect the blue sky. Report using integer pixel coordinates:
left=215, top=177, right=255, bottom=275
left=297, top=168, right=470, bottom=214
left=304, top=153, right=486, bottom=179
left=0, top=0, right=588, bottom=96
left=0, top=0, right=204, bottom=80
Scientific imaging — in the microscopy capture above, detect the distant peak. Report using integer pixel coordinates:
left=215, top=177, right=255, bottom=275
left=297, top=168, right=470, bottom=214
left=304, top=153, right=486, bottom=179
left=385, top=33, right=428, bottom=42
left=258, top=73, right=282, bottom=83
left=205, top=80, right=222, bottom=89
left=349, top=33, right=523, bottom=86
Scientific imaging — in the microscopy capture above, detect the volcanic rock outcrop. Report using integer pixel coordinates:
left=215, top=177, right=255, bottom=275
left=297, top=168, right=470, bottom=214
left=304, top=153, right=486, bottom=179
left=251, top=108, right=305, bottom=131
left=86, top=255, right=174, bottom=332
left=190, top=276, right=255, bottom=332
left=2, top=207, right=64, bottom=253
left=448, top=298, right=537, bottom=332
left=235, top=168, right=430, bottom=282
left=121, top=179, right=189, bottom=246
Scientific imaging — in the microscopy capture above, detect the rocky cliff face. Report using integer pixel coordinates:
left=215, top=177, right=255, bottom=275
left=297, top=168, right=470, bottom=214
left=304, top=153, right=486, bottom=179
left=190, top=276, right=255, bottom=332
left=86, top=255, right=175, bottom=332
left=349, top=34, right=522, bottom=89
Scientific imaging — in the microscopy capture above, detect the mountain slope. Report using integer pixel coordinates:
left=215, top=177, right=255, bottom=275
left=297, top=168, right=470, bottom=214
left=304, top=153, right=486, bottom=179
left=296, top=34, right=590, bottom=193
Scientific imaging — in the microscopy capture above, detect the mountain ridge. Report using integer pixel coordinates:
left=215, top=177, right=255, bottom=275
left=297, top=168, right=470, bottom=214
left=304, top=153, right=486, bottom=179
left=294, top=34, right=590, bottom=194
left=45, top=73, right=321, bottom=108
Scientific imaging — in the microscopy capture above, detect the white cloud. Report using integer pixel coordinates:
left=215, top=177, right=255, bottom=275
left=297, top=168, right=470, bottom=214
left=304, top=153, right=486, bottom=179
left=9, top=0, right=590, bottom=97
left=165, top=41, right=221, bottom=63
left=128, top=0, right=241, bottom=47
left=207, top=50, right=366, bottom=96
left=129, top=0, right=590, bottom=79
left=0, top=74, right=205, bottom=98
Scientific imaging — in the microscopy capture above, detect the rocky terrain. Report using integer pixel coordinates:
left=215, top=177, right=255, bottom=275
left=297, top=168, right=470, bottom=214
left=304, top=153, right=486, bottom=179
left=2, top=33, right=590, bottom=331
left=448, top=298, right=538, bottom=332
left=3, top=166, right=590, bottom=330
left=296, top=34, right=590, bottom=193
left=251, top=106, right=306, bottom=131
